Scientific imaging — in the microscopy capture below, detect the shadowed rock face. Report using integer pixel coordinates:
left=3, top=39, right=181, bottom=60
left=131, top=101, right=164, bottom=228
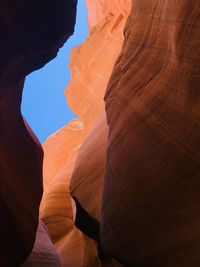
left=102, top=0, right=200, bottom=266
left=0, top=1, right=77, bottom=266
left=21, top=220, right=62, bottom=267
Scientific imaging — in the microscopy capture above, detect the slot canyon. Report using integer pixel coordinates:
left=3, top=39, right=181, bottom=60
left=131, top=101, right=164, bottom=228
left=0, top=0, right=200, bottom=266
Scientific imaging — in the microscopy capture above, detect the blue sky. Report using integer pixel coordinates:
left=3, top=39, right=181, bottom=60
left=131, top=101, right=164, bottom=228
left=21, top=0, right=88, bottom=143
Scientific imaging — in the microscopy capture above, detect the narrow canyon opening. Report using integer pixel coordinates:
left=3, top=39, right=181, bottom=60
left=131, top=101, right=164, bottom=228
left=21, top=0, right=88, bottom=143
left=1, top=1, right=199, bottom=266
left=37, top=1, right=132, bottom=266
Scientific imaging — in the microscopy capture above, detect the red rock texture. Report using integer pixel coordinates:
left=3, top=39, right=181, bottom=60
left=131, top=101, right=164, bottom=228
left=0, top=1, right=77, bottom=266
left=21, top=220, right=61, bottom=267
left=102, top=1, right=200, bottom=266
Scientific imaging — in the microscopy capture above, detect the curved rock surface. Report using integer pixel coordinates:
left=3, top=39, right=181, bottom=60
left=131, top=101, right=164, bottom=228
left=40, top=1, right=131, bottom=266
left=102, top=1, right=200, bottom=266
left=21, top=220, right=61, bottom=267
left=0, top=1, right=77, bottom=266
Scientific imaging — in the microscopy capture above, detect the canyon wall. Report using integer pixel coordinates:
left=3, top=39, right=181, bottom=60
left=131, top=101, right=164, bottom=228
left=41, top=0, right=200, bottom=266
left=102, top=0, right=200, bottom=266
left=40, top=1, right=131, bottom=266
left=1, top=0, right=199, bottom=265
left=0, top=1, right=77, bottom=266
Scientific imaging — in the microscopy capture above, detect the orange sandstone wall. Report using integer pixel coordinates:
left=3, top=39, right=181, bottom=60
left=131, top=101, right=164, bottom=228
left=40, top=1, right=131, bottom=266
left=102, top=1, right=200, bottom=266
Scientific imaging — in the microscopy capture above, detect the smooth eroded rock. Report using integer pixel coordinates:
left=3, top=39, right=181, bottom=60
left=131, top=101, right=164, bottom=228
left=102, top=1, right=200, bottom=266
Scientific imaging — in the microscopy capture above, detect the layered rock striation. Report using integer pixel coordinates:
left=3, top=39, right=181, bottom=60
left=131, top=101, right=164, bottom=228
left=21, top=220, right=62, bottom=267
left=102, top=1, right=200, bottom=266
left=0, top=1, right=77, bottom=266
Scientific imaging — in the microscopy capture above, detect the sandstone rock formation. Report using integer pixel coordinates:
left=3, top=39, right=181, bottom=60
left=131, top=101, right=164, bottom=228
left=0, top=1, right=77, bottom=266
left=101, top=1, right=200, bottom=266
left=11, top=0, right=199, bottom=266
left=21, top=220, right=62, bottom=267
left=40, top=1, right=131, bottom=266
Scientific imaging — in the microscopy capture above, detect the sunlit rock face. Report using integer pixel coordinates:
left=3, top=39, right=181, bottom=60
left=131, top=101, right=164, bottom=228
left=102, top=1, right=200, bottom=266
left=40, top=1, right=131, bottom=266
left=0, top=1, right=77, bottom=266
